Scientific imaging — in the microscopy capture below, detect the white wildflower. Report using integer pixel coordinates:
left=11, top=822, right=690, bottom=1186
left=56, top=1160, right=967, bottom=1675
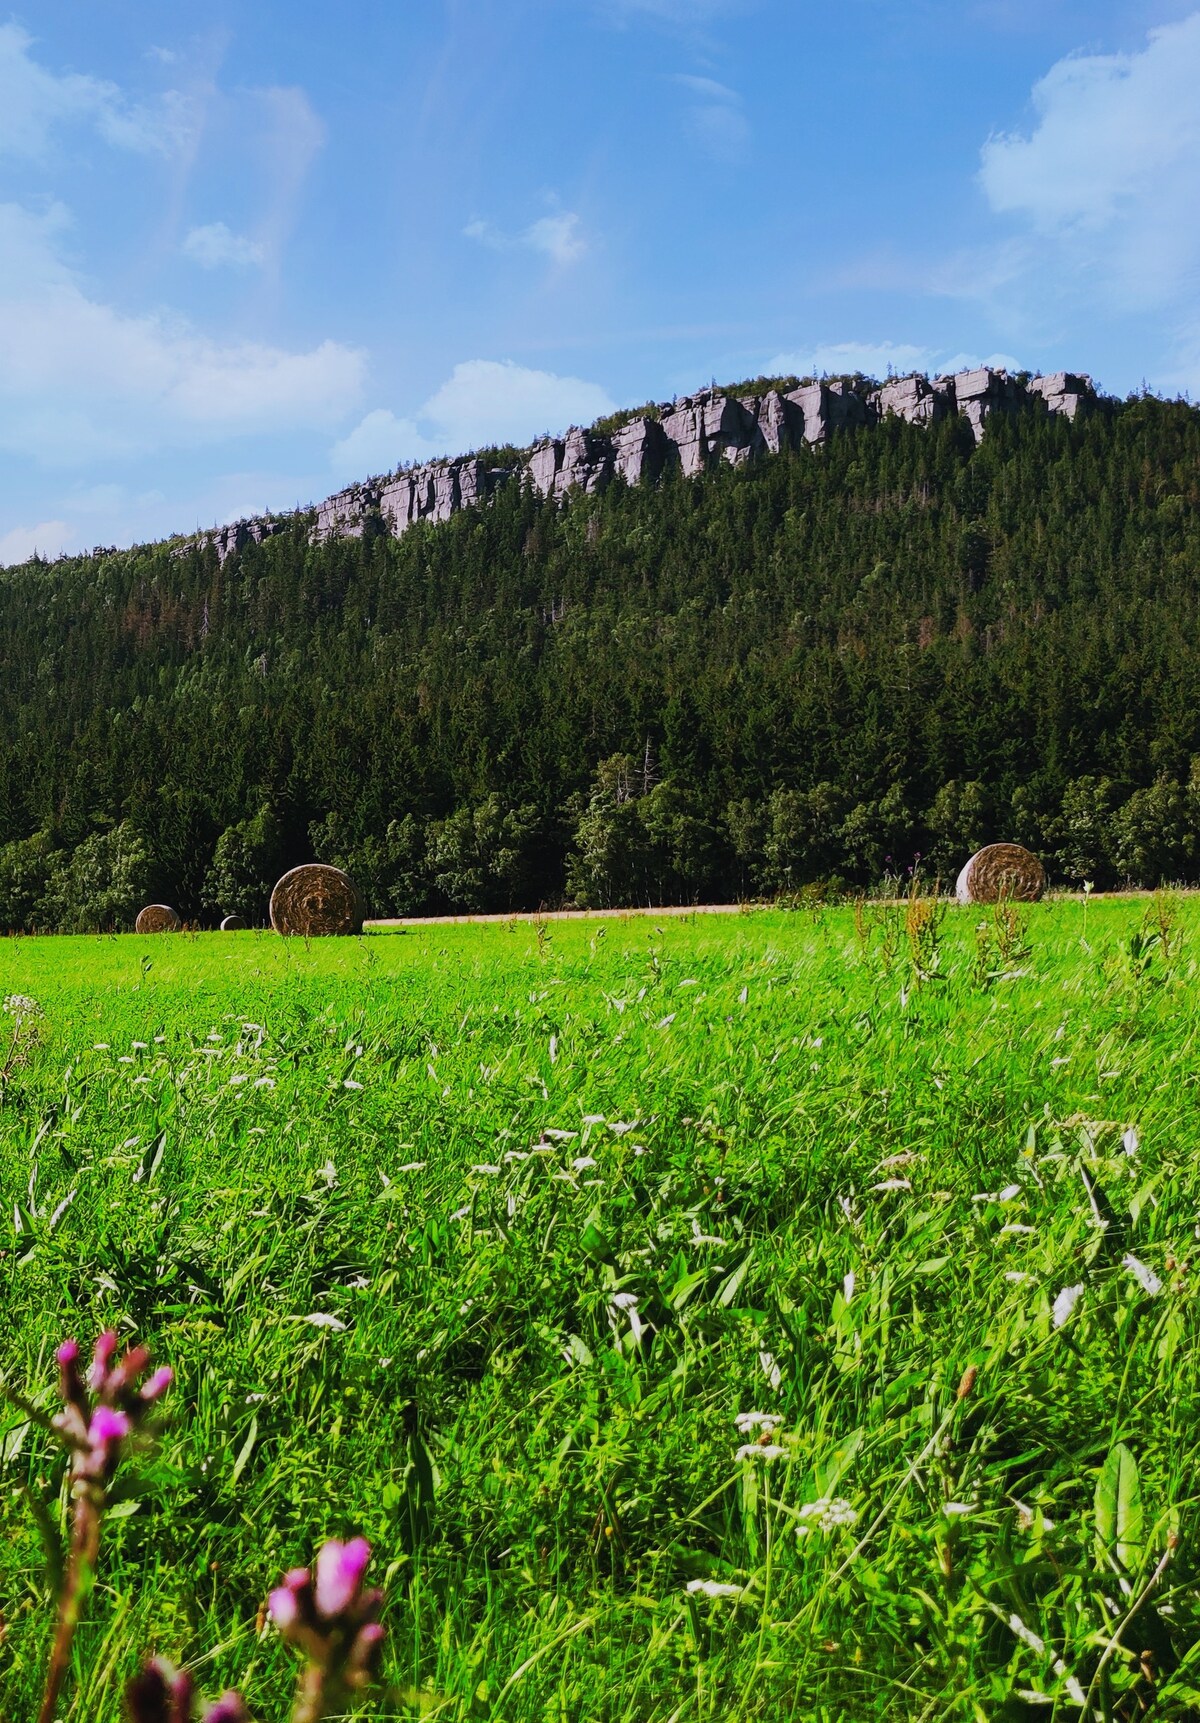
left=734, top=1411, right=782, bottom=1436
left=871, top=1178, right=911, bottom=1193
left=610, top=1121, right=637, bottom=1135
left=542, top=1128, right=577, bottom=1141
left=874, top=1151, right=916, bottom=1172
left=582, top=1113, right=605, bottom=1124
left=229, top=1073, right=248, bottom=1086
left=254, top=1076, right=275, bottom=1089
left=842, top=1271, right=856, bottom=1303
left=449, top=1204, right=471, bottom=1221
left=394, top=1161, right=427, bottom=1173
left=317, top=1159, right=338, bottom=1189
left=1000, top=1223, right=1035, bottom=1236
left=93, top=1043, right=110, bottom=1050
left=572, top=1155, right=597, bottom=1171
left=1122, top=1254, right=1163, bottom=1297
left=1122, top=1126, right=1139, bottom=1157
left=943, top=1501, right=975, bottom=1516
left=296, top=1313, right=347, bottom=1332
left=736, top=1443, right=785, bottom=1463
left=471, top=1164, right=501, bottom=1175
left=1052, top=1283, right=1084, bottom=1328
left=2, top=994, right=41, bottom=1018
left=1005, top=1271, right=1034, bottom=1283
left=504, top=1149, right=530, bottom=1163
left=657, top=1014, right=676, bottom=1029
left=691, top=1219, right=726, bottom=1246
left=797, top=1497, right=858, bottom=1532
left=1008, top=1612, right=1045, bottom=1652
left=759, top=1350, right=782, bottom=1391
left=686, top=1579, right=742, bottom=1598
left=610, top=1290, right=644, bottom=1344
left=343, top=1078, right=363, bottom=1090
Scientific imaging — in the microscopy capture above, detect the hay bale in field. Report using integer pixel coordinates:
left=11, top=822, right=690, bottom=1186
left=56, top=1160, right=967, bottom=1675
left=955, top=843, right=1047, bottom=904
left=135, top=903, right=182, bottom=933
left=220, top=914, right=247, bottom=931
left=269, top=863, right=362, bottom=937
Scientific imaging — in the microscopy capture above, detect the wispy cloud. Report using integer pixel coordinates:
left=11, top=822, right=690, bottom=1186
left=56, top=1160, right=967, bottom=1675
left=671, top=72, right=748, bottom=163
left=0, top=518, right=71, bottom=564
left=979, top=13, right=1200, bottom=315
left=764, top=341, right=1021, bottom=381
left=331, top=359, right=618, bottom=480
left=464, top=207, right=588, bottom=267
left=182, top=221, right=265, bottom=269
left=0, top=22, right=196, bottom=160
left=0, top=202, right=364, bottom=466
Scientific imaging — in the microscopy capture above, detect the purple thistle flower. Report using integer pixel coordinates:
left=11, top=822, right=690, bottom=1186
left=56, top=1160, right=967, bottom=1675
left=268, top=1537, right=384, bottom=1722
left=89, top=1328, right=120, bottom=1392
left=314, top=1537, right=371, bottom=1618
left=35, top=1334, right=175, bottom=1723
left=125, top=1658, right=249, bottom=1723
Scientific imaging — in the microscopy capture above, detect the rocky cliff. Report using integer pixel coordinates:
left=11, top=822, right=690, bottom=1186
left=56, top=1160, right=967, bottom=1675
left=200, top=367, right=1096, bottom=563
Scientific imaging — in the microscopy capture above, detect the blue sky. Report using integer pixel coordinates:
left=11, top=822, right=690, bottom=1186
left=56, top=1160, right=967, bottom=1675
left=2, top=0, right=1199, bottom=563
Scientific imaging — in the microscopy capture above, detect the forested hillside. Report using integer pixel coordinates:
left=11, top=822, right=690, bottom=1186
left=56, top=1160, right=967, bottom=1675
left=2, top=392, right=1200, bottom=929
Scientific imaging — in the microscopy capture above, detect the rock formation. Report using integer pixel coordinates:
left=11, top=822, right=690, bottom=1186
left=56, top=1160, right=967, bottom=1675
left=187, top=367, right=1099, bottom=562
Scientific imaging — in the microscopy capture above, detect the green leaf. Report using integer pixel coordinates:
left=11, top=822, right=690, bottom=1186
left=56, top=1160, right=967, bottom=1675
left=230, top=1413, right=258, bottom=1486
left=580, top=1218, right=615, bottom=1265
left=716, top=1250, right=753, bottom=1307
left=1095, top=1441, right=1143, bottom=1571
left=134, top=1131, right=167, bottom=1186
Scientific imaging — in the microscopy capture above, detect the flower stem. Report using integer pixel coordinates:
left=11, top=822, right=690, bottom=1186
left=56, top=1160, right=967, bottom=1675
left=37, top=1485, right=102, bottom=1723
left=290, top=1661, right=333, bottom=1723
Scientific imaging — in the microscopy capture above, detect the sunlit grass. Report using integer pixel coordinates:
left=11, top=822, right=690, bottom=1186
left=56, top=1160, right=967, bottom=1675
left=2, top=898, right=1200, bottom=1719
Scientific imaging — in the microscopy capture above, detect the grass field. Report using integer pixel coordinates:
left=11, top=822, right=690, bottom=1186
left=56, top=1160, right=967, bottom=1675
left=2, top=896, right=1200, bottom=1721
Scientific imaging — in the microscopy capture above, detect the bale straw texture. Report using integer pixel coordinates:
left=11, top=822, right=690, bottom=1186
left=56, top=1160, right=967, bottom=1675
left=220, top=915, right=247, bottom=931
left=135, top=904, right=182, bottom=933
left=955, top=843, right=1047, bottom=905
left=269, top=864, right=362, bottom=937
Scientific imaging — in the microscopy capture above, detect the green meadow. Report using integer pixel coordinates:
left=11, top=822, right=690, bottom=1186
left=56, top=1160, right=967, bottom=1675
left=2, top=897, right=1200, bottom=1721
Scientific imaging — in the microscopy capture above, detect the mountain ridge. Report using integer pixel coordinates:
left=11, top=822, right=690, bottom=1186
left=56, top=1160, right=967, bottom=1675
left=195, top=365, right=1097, bottom=566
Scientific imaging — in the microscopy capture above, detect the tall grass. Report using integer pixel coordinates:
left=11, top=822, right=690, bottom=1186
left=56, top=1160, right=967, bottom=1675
left=1, top=900, right=1200, bottom=1719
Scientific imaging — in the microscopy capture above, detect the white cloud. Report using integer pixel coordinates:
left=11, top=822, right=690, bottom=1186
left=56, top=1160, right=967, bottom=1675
left=671, top=72, right=748, bottom=163
left=464, top=208, right=588, bottom=267
left=333, top=360, right=618, bottom=480
left=979, top=13, right=1200, bottom=311
left=0, top=202, right=365, bottom=465
left=525, top=213, right=587, bottom=266
left=0, top=519, right=73, bottom=566
left=183, top=222, right=266, bottom=269
left=764, top=341, right=1023, bottom=381
left=330, top=408, right=431, bottom=480
left=0, top=22, right=195, bottom=159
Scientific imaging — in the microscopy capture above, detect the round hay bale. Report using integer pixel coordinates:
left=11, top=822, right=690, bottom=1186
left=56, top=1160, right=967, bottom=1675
left=135, top=903, right=181, bottom=934
left=269, top=863, right=362, bottom=937
left=955, top=843, right=1046, bottom=905
left=220, top=914, right=247, bottom=931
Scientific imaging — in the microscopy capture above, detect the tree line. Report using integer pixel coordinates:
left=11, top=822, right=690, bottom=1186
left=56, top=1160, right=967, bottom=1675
left=2, top=390, right=1199, bottom=930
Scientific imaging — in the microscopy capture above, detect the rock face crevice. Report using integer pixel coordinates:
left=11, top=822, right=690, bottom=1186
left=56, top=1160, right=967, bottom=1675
left=198, top=368, right=1096, bottom=562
